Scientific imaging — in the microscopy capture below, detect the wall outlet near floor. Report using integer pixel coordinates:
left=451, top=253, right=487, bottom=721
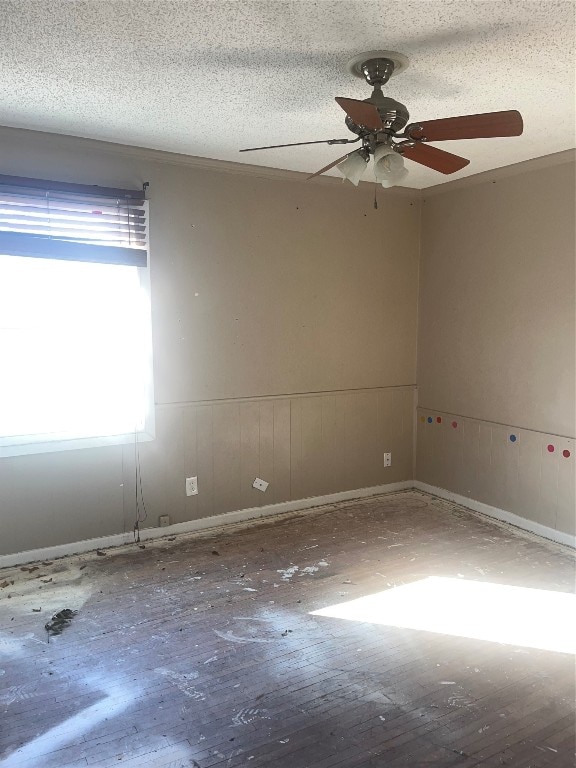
left=383, top=452, right=392, bottom=467
left=159, top=515, right=170, bottom=527
left=186, top=476, right=198, bottom=496
left=253, top=477, right=269, bottom=492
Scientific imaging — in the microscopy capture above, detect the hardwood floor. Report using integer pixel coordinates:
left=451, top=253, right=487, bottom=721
left=1, top=490, right=574, bottom=767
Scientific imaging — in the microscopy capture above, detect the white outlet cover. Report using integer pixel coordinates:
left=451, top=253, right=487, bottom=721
left=186, top=476, right=198, bottom=496
left=253, top=477, right=269, bottom=492
left=383, top=453, right=392, bottom=467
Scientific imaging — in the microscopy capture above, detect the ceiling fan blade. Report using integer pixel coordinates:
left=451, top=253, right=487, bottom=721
left=398, top=143, right=470, bottom=174
left=239, top=138, right=356, bottom=152
left=307, top=152, right=352, bottom=180
left=335, top=97, right=383, bottom=131
left=408, top=110, right=523, bottom=142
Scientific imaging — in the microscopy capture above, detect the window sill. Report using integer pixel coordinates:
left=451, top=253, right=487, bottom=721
left=0, top=429, right=155, bottom=459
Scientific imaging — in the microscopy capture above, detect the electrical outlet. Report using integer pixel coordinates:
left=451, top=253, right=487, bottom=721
left=186, top=476, right=198, bottom=496
left=383, top=452, right=392, bottom=467
left=159, top=515, right=170, bottom=527
left=253, top=477, right=269, bottom=492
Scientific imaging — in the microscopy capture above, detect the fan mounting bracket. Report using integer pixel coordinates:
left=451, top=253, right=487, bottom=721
left=346, top=51, right=410, bottom=85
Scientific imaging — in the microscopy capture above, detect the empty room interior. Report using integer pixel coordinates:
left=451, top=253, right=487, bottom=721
left=0, top=2, right=575, bottom=767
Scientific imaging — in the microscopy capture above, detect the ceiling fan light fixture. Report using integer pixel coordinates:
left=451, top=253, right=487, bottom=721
left=373, top=144, right=408, bottom=188
left=336, top=149, right=369, bottom=186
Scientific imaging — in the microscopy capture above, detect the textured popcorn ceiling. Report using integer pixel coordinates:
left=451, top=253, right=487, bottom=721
left=0, top=0, right=574, bottom=188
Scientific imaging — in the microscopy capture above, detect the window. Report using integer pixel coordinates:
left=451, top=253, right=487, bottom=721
left=0, top=175, right=154, bottom=457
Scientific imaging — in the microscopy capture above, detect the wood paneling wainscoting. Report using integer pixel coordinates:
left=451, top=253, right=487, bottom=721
left=416, top=408, right=575, bottom=540
left=143, top=386, right=414, bottom=529
left=0, top=387, right=414, bottom=558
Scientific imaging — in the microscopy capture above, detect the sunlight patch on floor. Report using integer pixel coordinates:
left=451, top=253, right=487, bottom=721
left=0, top=679, right=134, bottom=767
left=311, top=577, right=576, bottom=654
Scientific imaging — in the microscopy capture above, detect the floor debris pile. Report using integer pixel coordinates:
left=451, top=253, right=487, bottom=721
left=44, top=608, right=78, bottom=640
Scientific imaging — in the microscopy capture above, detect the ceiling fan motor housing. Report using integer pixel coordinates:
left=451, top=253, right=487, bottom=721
left=344, top=95, right=409, bottom=138
left=373, top=96, right=410, bottom=133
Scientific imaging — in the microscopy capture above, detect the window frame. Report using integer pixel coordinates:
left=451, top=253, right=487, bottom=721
left=0, top=191, right=155, bottom=459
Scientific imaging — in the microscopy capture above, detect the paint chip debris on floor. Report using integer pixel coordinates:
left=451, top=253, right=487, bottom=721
left=0, top=491, right=574, bottom=766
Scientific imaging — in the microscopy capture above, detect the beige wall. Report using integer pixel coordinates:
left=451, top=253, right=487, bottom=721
left=416, top=156, right=576, bottom=535
left=1, top=125, right=573, bottom=556
left=418, top=158, right=575, bottom=437
left=0, top=127, right=419, bottom=556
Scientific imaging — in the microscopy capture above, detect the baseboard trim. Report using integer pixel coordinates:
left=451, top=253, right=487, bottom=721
left=414, top=481, right=576, bottom=549
left=5, top=479, right=570, bottom=568
left=0, top=481, right=413, bottom=568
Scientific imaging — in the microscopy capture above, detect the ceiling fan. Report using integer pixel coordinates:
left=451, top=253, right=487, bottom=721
left=240, top=51, right=523, bottom=187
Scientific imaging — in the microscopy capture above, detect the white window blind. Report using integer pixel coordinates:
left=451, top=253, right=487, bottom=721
left=0, top=174, right=147, bottom=267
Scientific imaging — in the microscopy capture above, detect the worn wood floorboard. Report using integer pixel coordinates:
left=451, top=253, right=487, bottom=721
left=1, top=490, right=574, bottom=767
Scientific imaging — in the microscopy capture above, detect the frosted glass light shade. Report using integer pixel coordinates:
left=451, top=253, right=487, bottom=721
left=373, top=144, right=408, bottom=187
left=336, top=151, right=368, bottom=186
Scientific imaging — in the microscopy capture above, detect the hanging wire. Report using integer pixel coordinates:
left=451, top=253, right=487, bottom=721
left=133, top=428, right=148, bottom=543
left=374, top=182, right=378, bottom=210
left=131, top=184, right=151, bottom=543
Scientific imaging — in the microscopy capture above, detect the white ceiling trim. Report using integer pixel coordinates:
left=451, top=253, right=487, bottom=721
left=0, top=124, right=418, bottom=195
left=422, top=149, right=576, bottom=196
left=0, top=125, right=571, bottom=200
